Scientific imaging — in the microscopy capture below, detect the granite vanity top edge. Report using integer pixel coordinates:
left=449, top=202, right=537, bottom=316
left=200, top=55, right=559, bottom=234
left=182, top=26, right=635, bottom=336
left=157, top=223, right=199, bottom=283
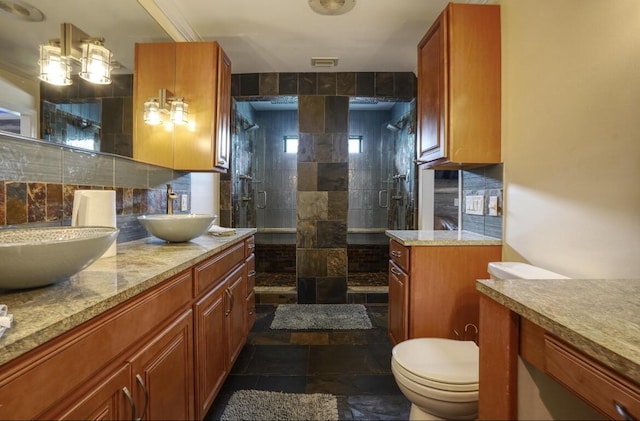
left=385, top=230, right=503, bottom=246
left=0, top=229, right=256, bottom=366
left=476, top=279, right=640, bottom=385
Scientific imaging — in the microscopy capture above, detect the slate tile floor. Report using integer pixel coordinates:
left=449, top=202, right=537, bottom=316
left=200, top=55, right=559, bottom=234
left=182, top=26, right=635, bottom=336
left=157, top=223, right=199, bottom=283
left=205, top=303, right=411, bottom=420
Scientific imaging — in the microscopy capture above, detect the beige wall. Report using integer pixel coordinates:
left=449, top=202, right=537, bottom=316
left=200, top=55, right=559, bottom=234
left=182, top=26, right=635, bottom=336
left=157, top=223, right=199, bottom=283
left=501, top=0, right=640, bottom=278
left=500, top=0, right=640, bottom=418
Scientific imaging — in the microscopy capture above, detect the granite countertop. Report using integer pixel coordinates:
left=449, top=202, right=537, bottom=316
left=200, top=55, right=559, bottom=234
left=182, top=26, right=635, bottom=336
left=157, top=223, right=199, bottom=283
left=476, top=278, right=640, bottom=385
left=0, top=228, right=256, bottom=366
left=385, top=230, right=502, bottom=246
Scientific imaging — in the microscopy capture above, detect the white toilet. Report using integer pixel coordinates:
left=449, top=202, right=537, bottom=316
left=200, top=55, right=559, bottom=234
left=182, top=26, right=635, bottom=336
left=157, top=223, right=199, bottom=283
left=391, top=261, right=568, bottom=420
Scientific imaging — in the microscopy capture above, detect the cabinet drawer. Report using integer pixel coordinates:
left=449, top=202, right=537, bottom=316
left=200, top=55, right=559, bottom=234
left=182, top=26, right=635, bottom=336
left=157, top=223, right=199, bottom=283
left=390, top=240, right=410, bottom=272
left=246, top=253, right=256, bottom=294
left=544, top=335, right=640, bottom=420
left=194, top=242, right=244, bottom=296
left=245, top=236, right=255, bottom=258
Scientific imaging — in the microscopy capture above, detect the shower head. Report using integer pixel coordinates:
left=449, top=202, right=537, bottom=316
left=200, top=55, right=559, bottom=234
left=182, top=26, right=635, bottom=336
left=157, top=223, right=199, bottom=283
left=386, top=122, right=401, bottom=132
left=246, top=123, right=260, bottom=132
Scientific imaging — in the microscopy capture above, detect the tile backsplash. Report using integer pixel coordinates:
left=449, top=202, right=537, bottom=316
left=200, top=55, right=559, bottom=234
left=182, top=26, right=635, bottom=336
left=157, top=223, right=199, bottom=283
left=461, top=164, right=503, bottom=239
left=0, top=133, right=190, bottom=243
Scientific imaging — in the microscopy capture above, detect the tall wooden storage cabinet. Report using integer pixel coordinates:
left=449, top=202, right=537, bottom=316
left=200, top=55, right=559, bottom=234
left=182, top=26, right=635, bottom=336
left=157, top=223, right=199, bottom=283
left=416, top=3, right=501, bottom=169
left=134, top=41, right=231, bottom=171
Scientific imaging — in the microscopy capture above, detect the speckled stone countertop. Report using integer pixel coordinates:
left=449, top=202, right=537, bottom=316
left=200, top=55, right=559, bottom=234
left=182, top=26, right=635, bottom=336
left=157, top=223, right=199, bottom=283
left=476, top=278, right=640, bottom=385
left=385, top=230, right=502, bottom=246
left=0, top=228, right=256, bottom=366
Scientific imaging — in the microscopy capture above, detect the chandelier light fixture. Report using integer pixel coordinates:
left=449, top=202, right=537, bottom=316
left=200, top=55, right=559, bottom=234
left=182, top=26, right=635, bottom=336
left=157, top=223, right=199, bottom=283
left=39, top=23, right=113, bottom=86
left=144, top=88, right=190, bottom=128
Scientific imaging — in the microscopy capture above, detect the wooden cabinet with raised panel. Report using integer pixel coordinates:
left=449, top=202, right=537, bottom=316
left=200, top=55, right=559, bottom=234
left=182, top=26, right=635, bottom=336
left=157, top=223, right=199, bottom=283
left=387, top=239, right=502, bottom=345
left=416, top=3, right=501, bottom=169
left=128, top=309, right=194, bottom=421
left=193, top=236, right=255, bottom=419
left=134, top=41, right=231, bottom=172
left=244, top=236, right=256, bottom=335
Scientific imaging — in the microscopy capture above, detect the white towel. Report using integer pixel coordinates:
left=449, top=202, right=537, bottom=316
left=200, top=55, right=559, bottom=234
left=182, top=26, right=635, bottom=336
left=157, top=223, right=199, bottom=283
left=0, top=304, right=13, bottom=339
left=208, top=225, right=237, bottom=236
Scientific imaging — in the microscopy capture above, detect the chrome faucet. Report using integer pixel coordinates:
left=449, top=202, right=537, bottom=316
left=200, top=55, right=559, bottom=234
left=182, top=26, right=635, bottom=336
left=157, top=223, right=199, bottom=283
left=166, top=184, right=178, bottom=214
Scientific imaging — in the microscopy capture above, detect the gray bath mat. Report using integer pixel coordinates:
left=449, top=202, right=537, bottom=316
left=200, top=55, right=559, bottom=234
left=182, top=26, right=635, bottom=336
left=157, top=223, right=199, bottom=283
left=221, top=389, right=338, bottom=421
left=270, top=304, right=372, bottom=330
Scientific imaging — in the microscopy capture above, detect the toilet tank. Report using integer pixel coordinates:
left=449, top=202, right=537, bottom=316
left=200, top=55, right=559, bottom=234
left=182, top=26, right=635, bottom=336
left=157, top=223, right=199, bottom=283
left=487, top=262, right=569, bottom=280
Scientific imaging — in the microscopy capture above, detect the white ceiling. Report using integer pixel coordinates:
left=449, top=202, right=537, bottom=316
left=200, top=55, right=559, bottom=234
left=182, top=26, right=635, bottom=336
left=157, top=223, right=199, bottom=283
left=0, top=0, right=491, bottom=80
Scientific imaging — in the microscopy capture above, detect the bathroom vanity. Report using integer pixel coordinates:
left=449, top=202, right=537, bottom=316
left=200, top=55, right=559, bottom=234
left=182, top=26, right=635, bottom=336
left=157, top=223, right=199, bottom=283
left=476, top=278, right=640, bottom=420
left=385, top=230, right=502, bottom=345
left=0, top=229, right=256, bottom=420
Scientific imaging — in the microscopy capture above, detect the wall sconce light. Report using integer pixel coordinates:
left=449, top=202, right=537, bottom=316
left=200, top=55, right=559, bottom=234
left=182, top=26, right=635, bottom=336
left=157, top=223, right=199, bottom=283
left=143, top=88, right=190, bottom=127
left=39, top=23, right=113, bottom=86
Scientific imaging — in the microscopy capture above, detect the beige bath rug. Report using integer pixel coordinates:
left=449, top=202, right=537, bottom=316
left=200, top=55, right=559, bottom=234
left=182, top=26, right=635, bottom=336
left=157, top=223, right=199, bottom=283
left=270, top=303, right=372, bottom=330
left=220, top=389, right=338, bottom=421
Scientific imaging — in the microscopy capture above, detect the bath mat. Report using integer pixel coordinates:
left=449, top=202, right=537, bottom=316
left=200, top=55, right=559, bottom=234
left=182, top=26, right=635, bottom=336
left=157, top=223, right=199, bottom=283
left=221, top=389, right=338, bottom=421
left=270, top=304, right=372, bottom=330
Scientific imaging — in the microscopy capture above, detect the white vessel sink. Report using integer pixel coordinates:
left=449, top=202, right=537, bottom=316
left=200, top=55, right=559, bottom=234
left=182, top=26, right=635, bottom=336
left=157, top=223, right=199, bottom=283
left=138, top=214, right=216, bottom=243
left=0, top=226, right=119, bottom=290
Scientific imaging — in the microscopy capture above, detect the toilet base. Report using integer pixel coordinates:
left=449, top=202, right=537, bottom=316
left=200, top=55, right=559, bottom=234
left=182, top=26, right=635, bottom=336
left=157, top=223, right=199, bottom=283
left=409, top=403, right=444, bottom=420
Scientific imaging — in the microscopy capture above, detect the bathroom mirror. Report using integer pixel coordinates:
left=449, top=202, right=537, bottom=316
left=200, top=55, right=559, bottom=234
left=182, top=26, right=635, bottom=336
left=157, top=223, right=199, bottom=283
left=0, top=0, right=170, bottom=160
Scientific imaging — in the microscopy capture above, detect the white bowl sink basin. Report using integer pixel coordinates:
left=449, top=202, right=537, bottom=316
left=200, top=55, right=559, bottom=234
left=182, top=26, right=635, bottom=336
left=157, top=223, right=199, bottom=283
left=138, top=214, right=216, bottom=243
left=0, top=226, right=119, bottom=290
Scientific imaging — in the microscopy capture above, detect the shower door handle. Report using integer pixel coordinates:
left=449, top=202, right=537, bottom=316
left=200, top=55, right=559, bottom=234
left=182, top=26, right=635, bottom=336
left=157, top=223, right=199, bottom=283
left=257, top=191, right=267, bottom=209
left=378, top=190, right=388, bottom=208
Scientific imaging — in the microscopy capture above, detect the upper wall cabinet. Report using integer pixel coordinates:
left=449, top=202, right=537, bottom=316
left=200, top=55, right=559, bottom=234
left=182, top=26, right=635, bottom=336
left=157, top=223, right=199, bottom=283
left=416, top=3, right=501, bottom=169
left=134, top=42, right=231, bottom=172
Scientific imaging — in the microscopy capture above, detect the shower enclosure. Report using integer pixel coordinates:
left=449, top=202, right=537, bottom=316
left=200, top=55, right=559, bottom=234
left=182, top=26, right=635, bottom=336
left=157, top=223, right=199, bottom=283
left=231, top=97, right=417, bottom=302
left=347, top=100, right=417, bottom=291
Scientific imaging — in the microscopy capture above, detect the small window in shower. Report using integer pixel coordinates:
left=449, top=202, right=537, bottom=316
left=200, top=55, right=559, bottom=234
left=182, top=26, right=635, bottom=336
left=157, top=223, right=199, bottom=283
left=284, top=136, right=298, bottom=153
left=349, top=136, right=362, bottom=154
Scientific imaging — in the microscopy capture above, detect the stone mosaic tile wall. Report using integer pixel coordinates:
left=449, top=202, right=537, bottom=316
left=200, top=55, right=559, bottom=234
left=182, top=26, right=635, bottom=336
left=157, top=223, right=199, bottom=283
left=0, top=133, right=191, bottom=243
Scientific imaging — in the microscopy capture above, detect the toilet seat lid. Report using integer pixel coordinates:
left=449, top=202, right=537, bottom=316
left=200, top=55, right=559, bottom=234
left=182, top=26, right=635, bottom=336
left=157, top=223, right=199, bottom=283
left=392, top=338, right=479, bottom=385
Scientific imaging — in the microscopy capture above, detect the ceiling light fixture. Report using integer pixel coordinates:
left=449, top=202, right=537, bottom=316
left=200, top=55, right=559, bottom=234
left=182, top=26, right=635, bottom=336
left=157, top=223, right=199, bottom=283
left=308, top=0, right=356, bottom=16
left=38, top=23, right=113, bottom=86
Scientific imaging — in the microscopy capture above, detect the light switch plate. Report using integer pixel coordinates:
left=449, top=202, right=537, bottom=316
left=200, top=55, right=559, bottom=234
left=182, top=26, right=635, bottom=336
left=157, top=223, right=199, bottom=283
left=465, top=195, right=484, bottom=215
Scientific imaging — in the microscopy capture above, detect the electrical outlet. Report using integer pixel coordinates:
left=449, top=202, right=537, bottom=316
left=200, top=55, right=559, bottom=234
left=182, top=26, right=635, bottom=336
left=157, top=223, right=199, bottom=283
left=180, top=194, right=188, bottom=212
left=465, top=195, right=484, bottom=215
left=488, top=196, right=499, bottom=216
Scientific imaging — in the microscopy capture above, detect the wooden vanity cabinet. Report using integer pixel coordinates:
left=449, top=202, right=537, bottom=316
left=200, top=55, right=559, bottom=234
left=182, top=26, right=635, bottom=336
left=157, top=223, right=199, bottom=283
left=10, top=270, right=195, bottom=421
left=193, top=236, right=255, bottom=419
left=416, top=3, right=501, bottom=169
left=387, top=239, right=502, bottom=345
left=134, top=41, right=232, bottom=172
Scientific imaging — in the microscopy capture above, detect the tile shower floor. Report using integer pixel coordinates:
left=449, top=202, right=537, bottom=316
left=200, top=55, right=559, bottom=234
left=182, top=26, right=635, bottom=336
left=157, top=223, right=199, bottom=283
left=255, top=272, right=389, bottom=304
left=205, top=303, right=411, bottom=420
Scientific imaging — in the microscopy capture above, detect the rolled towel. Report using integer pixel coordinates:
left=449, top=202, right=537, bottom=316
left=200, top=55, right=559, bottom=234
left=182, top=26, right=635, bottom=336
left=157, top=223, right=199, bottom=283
left=208, top=225, right=237, bottom=237
left=0, top=304, right=13, bottom=339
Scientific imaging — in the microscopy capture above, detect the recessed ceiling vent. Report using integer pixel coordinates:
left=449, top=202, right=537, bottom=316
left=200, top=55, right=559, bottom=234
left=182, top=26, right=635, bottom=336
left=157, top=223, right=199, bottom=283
left=308, top=0, right=356, bottom=16
left=311, top=57, right=339, bottom=68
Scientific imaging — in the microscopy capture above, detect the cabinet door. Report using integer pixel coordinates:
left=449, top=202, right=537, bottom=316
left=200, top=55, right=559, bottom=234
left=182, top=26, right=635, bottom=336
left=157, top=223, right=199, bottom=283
left=417, top=8, right=447, bottom=163
left=226, top=265, right=247, bottom=367
left=194, top=279, right=228, bottom=419
left=214, top=46, right=232, bottom=171
left=42, top=364, right=133, bottom=421
left=133, top=42, right=176, bottom=168
left=388, top=260, right=408, bottom=345
left=174, top=42, right=216, bottom=170
left=128, top=310, right=194, bottom=421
